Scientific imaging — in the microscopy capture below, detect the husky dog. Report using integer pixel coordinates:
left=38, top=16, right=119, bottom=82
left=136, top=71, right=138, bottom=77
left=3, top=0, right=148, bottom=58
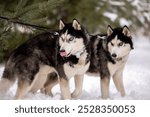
left=52, top=19, right=90, bottom=99
left=0, top=19, right=90, bottom=99
left=88, top=25, right=133, bottom=99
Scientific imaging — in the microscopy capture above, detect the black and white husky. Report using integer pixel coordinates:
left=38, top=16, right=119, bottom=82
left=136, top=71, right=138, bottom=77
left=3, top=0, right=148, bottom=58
left=88, top=25, right=134, bottom=99
left=0, top=19, right=90, bottom=99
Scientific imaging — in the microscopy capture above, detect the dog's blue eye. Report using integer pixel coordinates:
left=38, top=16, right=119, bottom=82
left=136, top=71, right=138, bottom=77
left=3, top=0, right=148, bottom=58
left=118, top=42, right=123, bottom=46
left=69, top=37, right=74, bottom=41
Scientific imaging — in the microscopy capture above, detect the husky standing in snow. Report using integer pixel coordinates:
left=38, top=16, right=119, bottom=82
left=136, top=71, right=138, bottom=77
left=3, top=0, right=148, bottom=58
left=0, top=19, right=90, bottom=99
left=88, top=25, right=134, bottom=99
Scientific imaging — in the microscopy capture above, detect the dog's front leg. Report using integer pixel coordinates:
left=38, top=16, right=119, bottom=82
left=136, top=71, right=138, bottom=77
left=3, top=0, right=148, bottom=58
left=59, top=78, right=71, bottom=100
left=71, top=74, right=84, bottom=98
left=113, top=70, right=125, bottom=97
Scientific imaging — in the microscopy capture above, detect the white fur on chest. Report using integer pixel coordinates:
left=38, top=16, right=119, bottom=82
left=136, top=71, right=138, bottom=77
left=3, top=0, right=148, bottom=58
left=107, top=60, right=126, bottom=76
left=64, top=62, right=90, bottom=79
left=64, top=52, right=90, bottom=79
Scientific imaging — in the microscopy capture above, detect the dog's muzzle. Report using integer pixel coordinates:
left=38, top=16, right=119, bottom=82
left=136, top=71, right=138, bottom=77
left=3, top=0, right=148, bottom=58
left=59, top=50, right=71, bottom=57
left=59, top=49, right=67, bottom=57
left=111, top=53, right=122, bottom=61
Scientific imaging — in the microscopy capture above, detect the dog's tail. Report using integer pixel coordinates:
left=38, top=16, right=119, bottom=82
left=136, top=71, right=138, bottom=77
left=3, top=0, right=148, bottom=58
left=0, top=66, right=16, bottom=97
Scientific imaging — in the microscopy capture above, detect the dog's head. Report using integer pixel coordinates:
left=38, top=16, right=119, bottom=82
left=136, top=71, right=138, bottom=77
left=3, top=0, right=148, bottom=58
left=107, top=25, right=133, bottom=61
left=58, top=19, right=89, bottom=58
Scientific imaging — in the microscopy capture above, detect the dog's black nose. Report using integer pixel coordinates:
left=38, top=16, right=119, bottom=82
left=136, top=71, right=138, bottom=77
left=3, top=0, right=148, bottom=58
left=60, top=49, right=65, bottom=52
left=112, top=53, right=117, bottom=58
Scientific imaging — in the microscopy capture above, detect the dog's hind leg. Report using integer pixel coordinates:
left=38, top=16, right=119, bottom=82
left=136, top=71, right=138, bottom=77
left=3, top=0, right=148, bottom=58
left=15, top=78, right=31, bottom=100
left=41, top=72, right=59, bottom=96
left=41, top=80, right=58, bottom=96
left=101, top=77, right=110, bottom=99
left=100, top=67, right=110, bottom=99
left=0, top=68, right=16, bottom=98
left=0, top=78, right=15, bottom=98
left=71, top=74, right=84, bottom=98
left=31, top=66, right=58, bottom=95
left=113, top=70, right=125, bottom=97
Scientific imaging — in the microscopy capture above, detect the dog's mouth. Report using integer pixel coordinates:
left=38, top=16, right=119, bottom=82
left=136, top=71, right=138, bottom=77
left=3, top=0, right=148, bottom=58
left=60, top=51, right=71, bottom=57
left=60, top=51, right=67, bottom=57
left=113, top=57, right=122, bottom=61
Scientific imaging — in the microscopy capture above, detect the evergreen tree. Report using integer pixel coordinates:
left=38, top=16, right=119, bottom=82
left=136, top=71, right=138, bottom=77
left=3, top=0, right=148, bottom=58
left=0, top=0, right=149, bottom=62
left=0, top=0, right=65, bottom=62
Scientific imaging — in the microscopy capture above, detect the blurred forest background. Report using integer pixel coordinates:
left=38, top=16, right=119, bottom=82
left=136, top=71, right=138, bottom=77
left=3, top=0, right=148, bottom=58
left=0, top=0, right=149, bottom=62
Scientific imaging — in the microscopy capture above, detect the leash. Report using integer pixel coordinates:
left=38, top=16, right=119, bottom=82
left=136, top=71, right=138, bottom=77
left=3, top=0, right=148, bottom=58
left=0, top=16, right=51, bottom=32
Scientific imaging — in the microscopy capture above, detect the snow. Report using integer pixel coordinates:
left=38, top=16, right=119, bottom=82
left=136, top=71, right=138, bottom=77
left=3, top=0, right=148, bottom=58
left=119, top=18, right=131, bottom=26
left=0, top=36, right=150, bottom=100
left=109, top=1, right=125, bottom=6
left=103, top=12, right=118, bottom=22
left=132, top=0, right=150, bottom=24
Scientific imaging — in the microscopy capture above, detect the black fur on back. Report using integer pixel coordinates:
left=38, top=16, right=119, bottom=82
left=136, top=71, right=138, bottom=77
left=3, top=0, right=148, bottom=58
left=88, top=34, right=111, bottom=78
left=3, top=32, right=59, bottom=82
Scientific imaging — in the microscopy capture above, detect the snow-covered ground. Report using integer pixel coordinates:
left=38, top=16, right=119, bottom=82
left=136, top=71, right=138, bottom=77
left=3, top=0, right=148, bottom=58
left=0, top=36, right=150, bottom=100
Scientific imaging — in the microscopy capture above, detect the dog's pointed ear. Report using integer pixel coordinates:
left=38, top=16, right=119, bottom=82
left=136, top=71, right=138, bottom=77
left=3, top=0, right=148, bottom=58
left=107, top=25, right=113, bottom=36
left=59, top=19, right=65, bottom=30
left=122, top=25, right=131, bottom=37
left=72, top=19, right=81, bottom=30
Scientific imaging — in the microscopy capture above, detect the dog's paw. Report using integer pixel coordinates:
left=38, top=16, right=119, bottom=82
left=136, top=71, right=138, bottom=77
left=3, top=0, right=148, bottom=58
left=71, top=90, right=81, bottom=98
left=40, top=88, right=53, bottom=97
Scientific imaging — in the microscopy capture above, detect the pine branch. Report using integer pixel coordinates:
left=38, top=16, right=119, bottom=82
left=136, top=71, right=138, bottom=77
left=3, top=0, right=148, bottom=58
left=0, top=16, right=51, bottom=31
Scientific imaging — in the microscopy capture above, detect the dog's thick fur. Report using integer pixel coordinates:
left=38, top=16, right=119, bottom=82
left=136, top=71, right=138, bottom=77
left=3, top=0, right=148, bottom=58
left=0, top=19, right=90, bottom=99
left=88, top=25, right=133, bottom=99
